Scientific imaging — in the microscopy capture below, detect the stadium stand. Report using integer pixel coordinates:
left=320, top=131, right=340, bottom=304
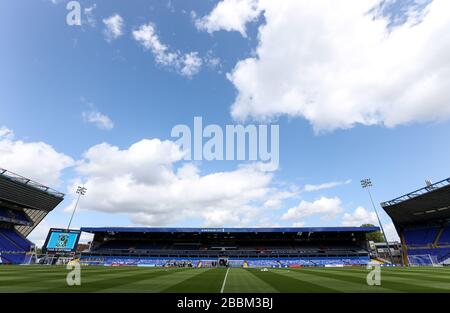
left=79, top=256, right=372, bottom=268
left=0, top=168, right=64, bottom=264
left=79, top=227, right=378, bottom=268
left=438, top=226, right=450, bottom=245
left=382, top=177, right=450, bottom=266
left=0, top=207, right=32, bottom=226
left=403, top=227, right=438, bottom=246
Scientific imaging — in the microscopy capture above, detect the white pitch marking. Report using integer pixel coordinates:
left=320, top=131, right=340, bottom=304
left=220, top=268, right=230, bottom=293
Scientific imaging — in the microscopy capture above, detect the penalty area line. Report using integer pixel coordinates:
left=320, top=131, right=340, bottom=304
left=220, top=268, right=230, bottom=293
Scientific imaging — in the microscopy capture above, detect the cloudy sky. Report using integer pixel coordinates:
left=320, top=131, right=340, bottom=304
left=2, top=0, right=450, bottom=245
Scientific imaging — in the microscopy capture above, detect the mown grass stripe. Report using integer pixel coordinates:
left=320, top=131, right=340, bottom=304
left=162, top=268, right=226, bottom=293
left=248, top=268, right=336, bottom=293
left=225, top=268, right=278, bottom=293
left=37, top=268, right=185, bottom=293
left=1, top=265, right=450, bottom=293
left=99, top=268, right=209, bottom=293
left=385, top=268, right=450, bottom=276
left=275, top=268, right=395, bottom=293
left=298, top=268, right=400, bottom=293
left=343, top=267, right=450, bottom=283
left=379, top=275, right=450, bottom=292
left=301, top=268, right=450, bottom=293
left=0, top=266, right=146, bottom=288
left=375, top=271, right=450, bottom=282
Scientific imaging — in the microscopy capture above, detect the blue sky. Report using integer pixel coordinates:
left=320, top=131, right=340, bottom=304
left=1, top=0, right=450, bottom=245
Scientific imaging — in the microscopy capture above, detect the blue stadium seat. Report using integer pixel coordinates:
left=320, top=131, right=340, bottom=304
left=438, top=227, right=450, bottom=246
left=0, top=208, right=9, bottom=219
left=0, top=228, right=32, bottom=264
left=79, top=255, right=371, bottom=267
left=0, top=207, right=31, bottom=225
left=404, top=227, right=438, bottom=246
left=408, top=247, right=450, bottom=264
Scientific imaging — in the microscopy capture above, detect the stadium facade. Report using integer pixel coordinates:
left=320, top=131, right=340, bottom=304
left=381, top=178, right=450, bottom=266
left=0, top=168, right=64, bottom=264
left=79, top=226, right=379, bottom=267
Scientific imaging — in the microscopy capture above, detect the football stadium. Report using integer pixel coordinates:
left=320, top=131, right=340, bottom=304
left=4, top=1, right=450, bottom=310
left=1, top=167, right=450, bottom=294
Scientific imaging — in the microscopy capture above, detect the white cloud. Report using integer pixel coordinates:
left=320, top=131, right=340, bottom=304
left=103, top=14, right=124, bottom=41
left=263, top=190, right=298, bottom=209
left=281, top=197, right=343, bottom=223
left=84, top=4, right=97, bottom=27
left=203, top=209, right=240, bottom=227
left=342, top=208, right=400, bottom=240
left=0, top=126, right=14, bottom=139
left=205, top=50, right=222, bottom=72
left=195, top=0, right=262, bottom=37
left=180, top=52, right=203, bottom=77
left=133, top=22, right=202, bottom=77
left=167, top=1, right=175, bottom=13
left=303, top=179, right=351, bottom=192
left=0, top=127, right=74, bottom=186
left=67, top=138, right=289, bottom=226
left=223, top=0, right=450, bottom=132
left=384, top=222, right=400, bottom=241
left=82, top=109, right=114, bottom=130
left=79, top=232, right=94, bottom=244
left=206, top=56, right=221, bottom=69
left=342, top=207, right=378, bottom=226
left=27, top=221, right=55, bottom=248
left=132, top=23, right=177, bottom=65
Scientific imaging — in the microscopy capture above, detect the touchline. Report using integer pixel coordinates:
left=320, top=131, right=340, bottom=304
left=171, top=116, right=279, bottom=168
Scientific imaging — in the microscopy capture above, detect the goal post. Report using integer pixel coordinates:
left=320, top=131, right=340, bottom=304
left=408, top=254, right=439, bottom=266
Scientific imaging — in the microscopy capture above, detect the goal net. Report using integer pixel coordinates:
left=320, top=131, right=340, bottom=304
left=408, top=254, right=440, bottom=266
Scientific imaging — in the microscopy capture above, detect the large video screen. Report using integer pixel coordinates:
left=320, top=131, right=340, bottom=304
left=44, top=228, right=81, bottom=253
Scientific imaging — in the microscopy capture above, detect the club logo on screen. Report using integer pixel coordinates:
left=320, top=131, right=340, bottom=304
left=56, top=234, right=69, bottom=248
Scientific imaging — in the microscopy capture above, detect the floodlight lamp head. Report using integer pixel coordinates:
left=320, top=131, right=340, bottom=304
left=360, top=178, right=372, bottom=188
left=76, top=186, right=87, bottom=195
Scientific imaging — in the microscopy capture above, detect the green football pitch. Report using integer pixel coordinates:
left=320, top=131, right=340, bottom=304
left=0, top=265, right=450, bottom=293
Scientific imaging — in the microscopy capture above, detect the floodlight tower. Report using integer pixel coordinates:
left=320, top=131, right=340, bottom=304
left=67, top=186, right=87, bottom=230
left=360, top=178, right=394, bottom=264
